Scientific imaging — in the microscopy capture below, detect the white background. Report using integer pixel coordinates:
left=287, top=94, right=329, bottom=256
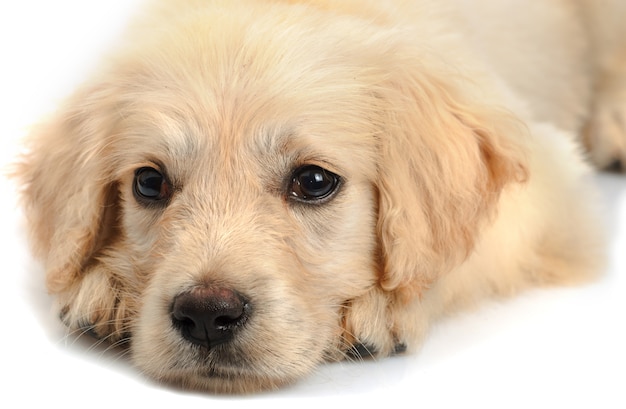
left=1, top=1, right=625, bottom=407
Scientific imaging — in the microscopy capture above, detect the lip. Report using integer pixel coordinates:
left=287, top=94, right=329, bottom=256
left=163, top=365, right=287, bottom=394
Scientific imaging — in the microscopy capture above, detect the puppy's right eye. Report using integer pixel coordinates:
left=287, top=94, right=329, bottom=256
left=134, top=167, right=171, bottom=204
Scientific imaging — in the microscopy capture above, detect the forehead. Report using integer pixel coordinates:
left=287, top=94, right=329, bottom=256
left=110, top=16, right=384, bottom=182
left=113, top=93, right=379, bottom=189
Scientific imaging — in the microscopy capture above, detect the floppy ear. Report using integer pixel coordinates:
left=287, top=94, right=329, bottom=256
left=18, top=84, right=120, bottom=294
left=376, top=65, right=529, bottom=296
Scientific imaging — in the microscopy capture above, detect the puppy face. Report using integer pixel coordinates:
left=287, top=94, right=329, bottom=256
left=19, top=2, right=526, bottom=393
left=125, top=90, right=381, bottom=389
left=118, top=42, right=384, bottom=390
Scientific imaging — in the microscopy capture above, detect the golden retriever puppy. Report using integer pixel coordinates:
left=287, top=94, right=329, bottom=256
left=17, top=0, right=623, bottom=393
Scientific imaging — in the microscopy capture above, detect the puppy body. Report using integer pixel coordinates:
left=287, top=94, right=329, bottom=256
left=18, top=0, right=619, bottom=393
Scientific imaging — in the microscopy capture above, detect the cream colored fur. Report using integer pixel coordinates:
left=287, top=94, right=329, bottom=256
left=17, top=0, right=623, bottom=393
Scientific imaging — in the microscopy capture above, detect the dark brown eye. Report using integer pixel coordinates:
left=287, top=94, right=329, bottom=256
left=134, top=167, right=171, bottom=205
left=289, top=165, right=340, bottom=202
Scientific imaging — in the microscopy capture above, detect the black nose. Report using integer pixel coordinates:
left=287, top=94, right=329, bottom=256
left=171, top=286, right=250, bottom=349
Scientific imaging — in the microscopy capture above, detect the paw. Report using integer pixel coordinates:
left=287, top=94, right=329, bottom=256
left=340, top=287, right=416, bottom=360
left=584, top=94, right=626, bottom=171
left=57, top=267, right=129, bottom=343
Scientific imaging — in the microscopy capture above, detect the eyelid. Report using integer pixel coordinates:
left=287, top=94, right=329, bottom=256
left=293, top=158, right=343, bottom=176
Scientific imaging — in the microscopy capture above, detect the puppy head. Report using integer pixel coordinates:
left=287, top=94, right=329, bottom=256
left=18, top=2, right=527, bottom=393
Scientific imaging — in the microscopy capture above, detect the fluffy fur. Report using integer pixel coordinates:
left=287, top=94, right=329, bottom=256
left=17, top=0, right=625, bottom=393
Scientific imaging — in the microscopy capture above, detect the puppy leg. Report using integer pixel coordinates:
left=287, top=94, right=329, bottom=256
left=581, top=0, right=626, bottom=171
left=58, top=264, right=131, bottom=343
left=584, top=61, right=626, bottom=171
left=341, top=287, right=429, bottom=359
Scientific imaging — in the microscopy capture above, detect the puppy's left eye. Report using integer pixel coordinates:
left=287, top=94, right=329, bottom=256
left=134, top=167, right=171, bottom=204
left=289, top=165, right=341, bottom=202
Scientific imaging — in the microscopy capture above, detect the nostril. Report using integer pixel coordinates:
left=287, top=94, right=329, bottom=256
left=171, top=286, right=250, bottom=349
left=214, top=313, right=240, bottom=328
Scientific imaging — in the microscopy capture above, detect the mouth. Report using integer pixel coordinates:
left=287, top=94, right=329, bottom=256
left=132, top=282, right=338, bottom=393
left=143, top=336, right=289, bottom=392
left=161, top=362, right=294, bottom=394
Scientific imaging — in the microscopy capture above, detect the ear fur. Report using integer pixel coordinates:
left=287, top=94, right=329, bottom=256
left=377, top=64, right=529, bottom=296
left=18, top=84, right=120, bottom=294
